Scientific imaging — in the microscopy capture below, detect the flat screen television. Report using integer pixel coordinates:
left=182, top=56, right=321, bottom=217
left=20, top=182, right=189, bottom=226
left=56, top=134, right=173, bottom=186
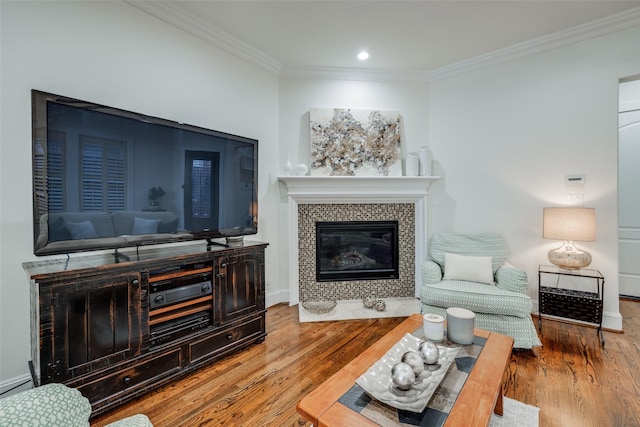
left=31, top=90, right=258, bottom=256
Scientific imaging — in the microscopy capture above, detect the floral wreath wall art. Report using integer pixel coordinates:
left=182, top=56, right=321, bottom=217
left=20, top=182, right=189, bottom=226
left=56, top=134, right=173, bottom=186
left=310, top=108, right=402, bottom=176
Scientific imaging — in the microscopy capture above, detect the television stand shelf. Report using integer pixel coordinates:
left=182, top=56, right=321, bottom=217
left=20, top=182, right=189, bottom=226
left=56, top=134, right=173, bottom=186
left=23, top=241, right=268, bottom=417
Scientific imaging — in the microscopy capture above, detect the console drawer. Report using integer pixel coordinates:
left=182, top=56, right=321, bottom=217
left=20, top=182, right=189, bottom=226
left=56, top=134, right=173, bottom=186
left=77, top=349, right=182, bottom=405
left=189, top=316, right=264, bottom=363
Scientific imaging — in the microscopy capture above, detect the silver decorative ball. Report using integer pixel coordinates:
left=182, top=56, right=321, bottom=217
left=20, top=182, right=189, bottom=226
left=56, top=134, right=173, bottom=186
left=401, top=351, right=424, bottom=376
left=374, top=300, right=386, bottom=312
left=363, top=295, right=376, bottom=309
left=418, top=341, right=440, bottom=365
left=391, top=362, right=415, bottom=391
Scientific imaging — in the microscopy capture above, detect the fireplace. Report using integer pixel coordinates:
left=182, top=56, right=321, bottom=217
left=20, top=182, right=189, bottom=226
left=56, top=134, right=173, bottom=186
left=316, top=221, right=399, bottom=282
left=278, top=175, right=439, bottom=320
left=297, top=203, right=414, bottom=304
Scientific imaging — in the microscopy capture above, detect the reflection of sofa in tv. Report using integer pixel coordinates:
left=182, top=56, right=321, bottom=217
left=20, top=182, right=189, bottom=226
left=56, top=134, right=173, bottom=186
left=36, top=210, right=192, bottom=254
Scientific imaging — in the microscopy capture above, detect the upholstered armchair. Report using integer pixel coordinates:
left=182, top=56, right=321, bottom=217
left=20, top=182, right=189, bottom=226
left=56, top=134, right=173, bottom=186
left=421, top=232, right=542, bottom=349
left=0, top=383, right=153, bottom=426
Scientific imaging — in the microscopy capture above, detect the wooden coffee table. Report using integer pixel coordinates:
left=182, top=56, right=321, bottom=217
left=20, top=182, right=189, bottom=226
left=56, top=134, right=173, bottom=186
left=297, top=313, right=514, bottom=427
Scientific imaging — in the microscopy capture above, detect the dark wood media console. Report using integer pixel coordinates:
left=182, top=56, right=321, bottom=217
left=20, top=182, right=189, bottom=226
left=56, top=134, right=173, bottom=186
left=23, top=241, right=268, bottom=417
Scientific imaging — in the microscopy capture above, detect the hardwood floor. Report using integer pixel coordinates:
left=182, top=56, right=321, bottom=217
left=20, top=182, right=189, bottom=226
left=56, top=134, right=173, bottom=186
left=92, top=300, right=640, bottom=427
left=505, top=299, right=640, bottom=427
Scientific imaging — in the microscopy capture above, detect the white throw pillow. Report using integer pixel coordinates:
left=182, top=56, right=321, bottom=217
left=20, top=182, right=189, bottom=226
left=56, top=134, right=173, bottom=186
left=443, top=252, right=494, bottom=285
left=66, top=220, right=99, bottom=239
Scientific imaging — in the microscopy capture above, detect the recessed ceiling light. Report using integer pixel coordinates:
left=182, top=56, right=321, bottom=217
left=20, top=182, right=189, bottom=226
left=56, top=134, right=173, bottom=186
left=357, top=51, right=369, bottom=61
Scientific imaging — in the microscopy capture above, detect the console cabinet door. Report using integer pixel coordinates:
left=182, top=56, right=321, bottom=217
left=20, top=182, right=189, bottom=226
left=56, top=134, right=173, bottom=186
left=217, top=249, right=265, bottom=323
left=39, top=273, right=144, bottom=382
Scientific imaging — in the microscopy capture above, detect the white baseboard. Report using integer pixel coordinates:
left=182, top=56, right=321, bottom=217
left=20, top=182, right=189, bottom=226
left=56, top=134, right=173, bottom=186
left=266, top=289, right=289, bottom=308
left=0, top=374, right=33, bottom=397
left=603, top=310, right=623, bottom=331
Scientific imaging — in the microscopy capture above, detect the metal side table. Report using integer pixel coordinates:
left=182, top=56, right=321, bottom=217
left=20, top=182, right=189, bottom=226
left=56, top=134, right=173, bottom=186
left=538, top=265, right=605, bottom=346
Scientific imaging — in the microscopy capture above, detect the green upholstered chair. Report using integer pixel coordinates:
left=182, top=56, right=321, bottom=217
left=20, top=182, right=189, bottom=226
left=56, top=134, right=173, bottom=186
left=421, top=232, right=542, bottom=349
left=0, top=383, right=153, bottom=427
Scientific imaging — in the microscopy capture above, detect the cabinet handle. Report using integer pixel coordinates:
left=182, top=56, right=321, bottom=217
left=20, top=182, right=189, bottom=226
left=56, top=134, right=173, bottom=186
left=220, top=263, right=227, bottom=268
left=226, top=334, right=233, bottom=340
left=132, top=279, right=139, bottom=286
left=123, top=376, right=131, bottom=384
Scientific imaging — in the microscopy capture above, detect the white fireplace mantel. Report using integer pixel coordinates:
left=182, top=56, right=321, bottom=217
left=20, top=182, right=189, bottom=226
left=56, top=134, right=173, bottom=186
left=278, top=175, right=440, bottom=305
left=278, top=176, right=439, bottom=202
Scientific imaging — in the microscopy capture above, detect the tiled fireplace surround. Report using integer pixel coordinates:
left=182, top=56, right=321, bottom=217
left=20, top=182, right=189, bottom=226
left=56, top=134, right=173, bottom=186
left=298, top=203, right=415, bottom=302
left=279, top=176, right=438, bottom=320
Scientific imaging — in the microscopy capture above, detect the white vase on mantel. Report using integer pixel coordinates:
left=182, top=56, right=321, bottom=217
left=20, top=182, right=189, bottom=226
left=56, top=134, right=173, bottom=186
left=418, top=146, right=432, bottom=176
left=283, top=157, right=294, bottom=176
left=405, top=152, right=419, bottom=176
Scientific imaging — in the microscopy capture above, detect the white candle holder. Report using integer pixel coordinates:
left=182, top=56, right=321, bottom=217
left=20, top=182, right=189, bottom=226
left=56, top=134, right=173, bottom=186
left=423, top=313, right=445, bottom=342
left=446, top=307, right=476, bottom=345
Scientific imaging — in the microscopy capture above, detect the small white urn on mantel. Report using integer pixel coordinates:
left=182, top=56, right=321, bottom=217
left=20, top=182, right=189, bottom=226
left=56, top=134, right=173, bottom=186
left=293, top=163, right=308, bottom=176
left=283, top=157, right=309, bottom=176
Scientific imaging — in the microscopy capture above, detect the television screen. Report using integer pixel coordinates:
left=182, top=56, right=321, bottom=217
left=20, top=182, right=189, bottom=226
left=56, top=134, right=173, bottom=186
left=31, top=90, right=258, bottom=256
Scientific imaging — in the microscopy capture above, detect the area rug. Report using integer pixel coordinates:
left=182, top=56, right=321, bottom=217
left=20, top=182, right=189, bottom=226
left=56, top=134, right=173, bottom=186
left=489, top=397, right=539, bottom=427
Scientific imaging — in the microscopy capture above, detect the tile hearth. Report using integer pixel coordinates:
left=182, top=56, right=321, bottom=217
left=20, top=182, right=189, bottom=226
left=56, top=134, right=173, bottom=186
left=298, top=297, right=421, bottom=322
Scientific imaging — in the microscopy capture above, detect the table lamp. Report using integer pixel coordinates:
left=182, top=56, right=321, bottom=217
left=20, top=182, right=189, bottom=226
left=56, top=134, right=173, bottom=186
left=543, top=207, right=596, bottom=270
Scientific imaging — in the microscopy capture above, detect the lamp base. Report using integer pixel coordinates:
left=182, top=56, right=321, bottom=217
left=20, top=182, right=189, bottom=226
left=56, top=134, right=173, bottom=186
left=548, top=240, right=591, bottom=270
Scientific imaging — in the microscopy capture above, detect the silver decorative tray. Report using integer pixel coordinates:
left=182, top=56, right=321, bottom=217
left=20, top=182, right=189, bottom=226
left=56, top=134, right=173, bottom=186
left=355, top=333, right=460, bottom=413
left=301, top=300, right=336, bottom=314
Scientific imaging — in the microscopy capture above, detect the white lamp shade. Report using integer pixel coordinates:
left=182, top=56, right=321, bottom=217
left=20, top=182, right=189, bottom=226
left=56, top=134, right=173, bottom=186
left=543, top=207, right=596, bottom=242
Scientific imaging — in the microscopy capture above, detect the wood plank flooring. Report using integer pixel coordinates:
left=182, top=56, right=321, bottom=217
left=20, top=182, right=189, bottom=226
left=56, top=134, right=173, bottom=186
left=92, top=300, right=640, bottom=427
left=504, top=299, right=640, bottom=427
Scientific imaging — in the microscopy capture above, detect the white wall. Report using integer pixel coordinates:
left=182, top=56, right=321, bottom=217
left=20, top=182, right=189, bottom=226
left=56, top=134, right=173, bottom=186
left=427, top=26, right=640, bottom=331
left=0, top=1, right=281, bottom=390
left=277, top=28, right=640, bottom=333
left=277, top=77, right=430, bottom=304
left=279, top=78, right=430, bottom=165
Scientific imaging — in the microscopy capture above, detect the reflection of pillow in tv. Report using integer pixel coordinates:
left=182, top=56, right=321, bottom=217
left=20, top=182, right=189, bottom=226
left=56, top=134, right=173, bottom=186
left=49, top=216, right=71, bottom=241
left=158, top=218, right=179, bottom=234
left=66, top=220, right=99, bottom=239
left=132, top=217, right=161, bottom=234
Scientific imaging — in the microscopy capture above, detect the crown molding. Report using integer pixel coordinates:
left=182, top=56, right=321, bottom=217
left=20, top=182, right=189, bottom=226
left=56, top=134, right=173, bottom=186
left=429, top=6, right=640, bottom=82
left=124, top=0, right=282, bottom=75
left=280, top=66, right=430, bottom=82
left=125, top=1, right=640, bottom=83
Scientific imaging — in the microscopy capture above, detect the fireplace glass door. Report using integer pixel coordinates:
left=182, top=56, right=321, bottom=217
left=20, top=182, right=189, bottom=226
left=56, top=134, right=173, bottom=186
left=315, top=221, right=399, bottom=282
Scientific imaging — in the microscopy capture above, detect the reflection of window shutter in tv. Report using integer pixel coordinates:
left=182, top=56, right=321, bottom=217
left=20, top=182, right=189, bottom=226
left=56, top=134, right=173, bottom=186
left=240, top=156, right=253, bottom=171
left=106, top=143, right=126, bottom=212
left=80, top=136, right=127, bottom=212
left=47, top=132, right=66, bottom=213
